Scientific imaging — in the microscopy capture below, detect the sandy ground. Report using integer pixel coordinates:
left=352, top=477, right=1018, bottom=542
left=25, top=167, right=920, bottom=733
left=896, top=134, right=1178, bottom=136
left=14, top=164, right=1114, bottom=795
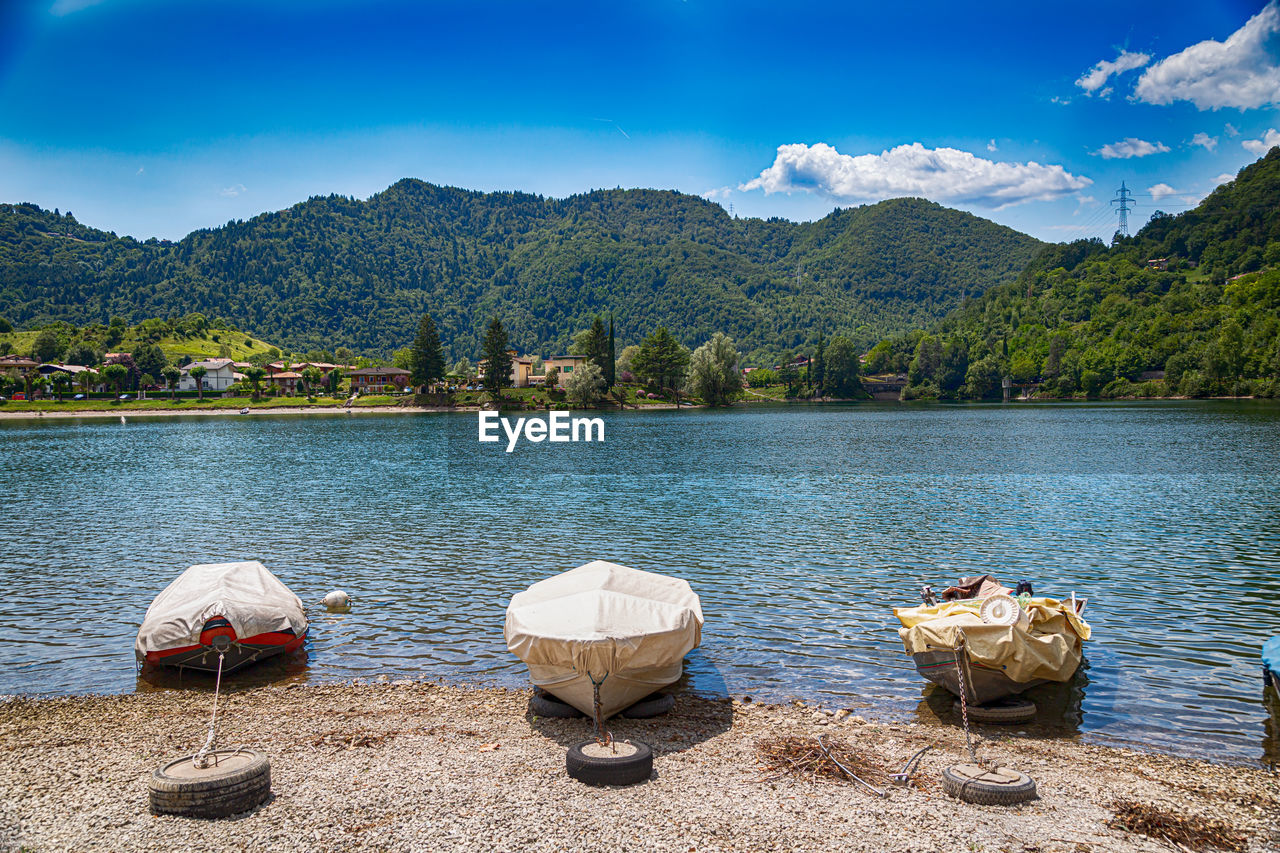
left=1, top=682, right=1276, bottom=852
left=0, top=405, right=460, bottom=420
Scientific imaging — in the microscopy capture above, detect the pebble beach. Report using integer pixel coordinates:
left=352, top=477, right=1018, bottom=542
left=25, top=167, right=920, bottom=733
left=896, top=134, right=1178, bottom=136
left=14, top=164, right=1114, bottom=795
left=1, top=682, right=1276, bottom=853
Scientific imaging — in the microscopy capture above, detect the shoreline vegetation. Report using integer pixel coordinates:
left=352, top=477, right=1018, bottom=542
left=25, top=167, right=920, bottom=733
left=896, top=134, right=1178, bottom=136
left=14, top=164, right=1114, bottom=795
left=1, top=681, right=1276, bottom=852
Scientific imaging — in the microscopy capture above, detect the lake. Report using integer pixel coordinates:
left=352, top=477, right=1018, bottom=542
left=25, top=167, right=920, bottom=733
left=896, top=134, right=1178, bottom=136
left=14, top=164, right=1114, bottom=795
left=1, top=402, right=1278, bottom=765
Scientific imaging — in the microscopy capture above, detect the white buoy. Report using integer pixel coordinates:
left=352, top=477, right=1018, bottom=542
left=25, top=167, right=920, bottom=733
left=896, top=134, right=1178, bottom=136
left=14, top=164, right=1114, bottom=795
left=322, top=590, right=350, bottom=611
left=120, top=415, right=127, bottom=424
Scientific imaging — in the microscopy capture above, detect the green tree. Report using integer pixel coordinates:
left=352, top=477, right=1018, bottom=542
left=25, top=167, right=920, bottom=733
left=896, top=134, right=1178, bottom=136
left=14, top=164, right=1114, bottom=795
left=684, top=332, right=742, bottom=406
left=564, top=361, right=606, bottom=407
left=32, top=328, right=64, bottom=363
left=605, top=314, right=616, bottom=388
left=132, top=343, right=167, bottom=381
left=65, top=342, right=100, bottom=367
left=962, top=355, right=1002, bottom=399
left=480, top=318, right=511, bottom=394
left=243, top=366, right=265, bottom=401
left=78, top=369, right=97, bottom=397
left=189, top=364, right=207, bottom=401
left=161, top=365, right=181, bottom=400
left=779, top=363, right=800, bottom=397
left=102, top=363, right=128, bottom=395
left=863, top=340, right=895, bottom=375
left=50, top=371, right=71, bottom=401
left=29, top=373, right=48, bottom=399
left=409, top=313, right=445, bottom=391
left=392, top=347, right=413, bottom=370
left=326, top=366, right=344, bottom=395
left=616, top=344, right=640, bottom=381
left=301, top=366, right=323, bottom=399
left=632, top=326, right=690, bottom=404
left=0, top=317, right=11, bottom=334
left=907, top=335, right=943, bottom=386
left=824, top=335, right=862, bottom=397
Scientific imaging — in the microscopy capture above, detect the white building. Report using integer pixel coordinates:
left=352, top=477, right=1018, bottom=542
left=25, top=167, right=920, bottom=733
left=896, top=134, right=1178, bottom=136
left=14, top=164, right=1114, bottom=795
left=178, top=358, right=238, bottom=392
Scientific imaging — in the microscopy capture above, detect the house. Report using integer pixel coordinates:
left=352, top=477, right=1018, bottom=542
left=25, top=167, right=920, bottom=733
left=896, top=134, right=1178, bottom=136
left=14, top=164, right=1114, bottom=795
left=347, top=366, right=411, bottom=391
left=37, top=363, right=91, bottom=377
left=178, top=358, right=237, bottom=392
left=542, top=355, right=587, bottom=388
left=0, top=355, right=39, bottom=373
left=265, top=371, right=302, bottom=395
left=1146, top=258, right=1169, bottom=271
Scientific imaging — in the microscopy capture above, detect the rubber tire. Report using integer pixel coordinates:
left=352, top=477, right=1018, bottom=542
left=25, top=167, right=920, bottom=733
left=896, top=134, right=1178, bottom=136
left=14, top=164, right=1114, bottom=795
left=621, top=693, right=675, bottom=719
left=530, top=692, right=584, bottom=718
left=566, top=740, right=654, bottom=786
left=941, top=763, right=1037, bottom=805
left=955, top=697, right=1037, bottom=724
left=148, top=749, right=271, bottom=819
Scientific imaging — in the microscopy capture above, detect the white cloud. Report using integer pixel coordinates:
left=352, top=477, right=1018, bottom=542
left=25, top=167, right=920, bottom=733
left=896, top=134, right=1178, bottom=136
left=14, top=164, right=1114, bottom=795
left=700, top=186, right=732, bottom=201
left=1134, top=3, right=1280, bottom=110
left=1076, top=50, right=1151, bottom=95
left=1148, top=183, right=1179, bottom=202
left=1225, top=123, right=1240, bottom=137
left=1094, top=137, right=1171, bottom=159
left=1190, top=132, right=1218, bottom=151
left=1242, top=127, right=1280, bottom=154
left=1213, top=172, right=1236, bottom=186
left=986, top=139, right=997, bottom=152
left=740, top=142, right=1091, bottom=208
left=219, top=184, right=247, bottom=197
left=135, top=166, right=145, bottom=176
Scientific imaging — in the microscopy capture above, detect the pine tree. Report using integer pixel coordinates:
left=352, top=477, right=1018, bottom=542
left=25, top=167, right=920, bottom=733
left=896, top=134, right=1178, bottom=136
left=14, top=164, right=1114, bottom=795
left=481, top=317, right=512, bottom=393
left=409, top=313, right=445, bottom=390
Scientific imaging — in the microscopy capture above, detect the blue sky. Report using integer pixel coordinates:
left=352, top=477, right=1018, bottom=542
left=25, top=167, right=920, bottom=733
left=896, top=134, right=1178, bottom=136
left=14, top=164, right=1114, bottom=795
left=1, top=0, right=1278, bottom=242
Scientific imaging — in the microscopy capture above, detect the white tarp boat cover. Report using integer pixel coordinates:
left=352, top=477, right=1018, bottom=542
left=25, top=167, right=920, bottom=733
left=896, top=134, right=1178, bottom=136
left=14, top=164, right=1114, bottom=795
left=135, top=561, right=308, bottom=660
left=504, top=560, right=703, bottom=717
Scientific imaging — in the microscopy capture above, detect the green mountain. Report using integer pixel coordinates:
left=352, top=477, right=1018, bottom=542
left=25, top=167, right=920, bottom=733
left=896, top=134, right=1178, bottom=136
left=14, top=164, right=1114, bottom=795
left=0, top=184, right=1040, bottom=363
left=869, top=148, right=1280, bottom=399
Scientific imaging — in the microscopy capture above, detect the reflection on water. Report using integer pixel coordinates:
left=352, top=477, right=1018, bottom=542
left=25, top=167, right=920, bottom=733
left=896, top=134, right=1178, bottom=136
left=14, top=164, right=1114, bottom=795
left=1, top=401, right=1278, bottom=764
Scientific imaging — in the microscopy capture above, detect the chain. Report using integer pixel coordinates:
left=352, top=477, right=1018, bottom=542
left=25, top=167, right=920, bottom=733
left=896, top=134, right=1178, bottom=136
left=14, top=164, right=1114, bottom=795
left=588, top=672, right=614, bottom=751
left=953, top=633, right=978, bottom=764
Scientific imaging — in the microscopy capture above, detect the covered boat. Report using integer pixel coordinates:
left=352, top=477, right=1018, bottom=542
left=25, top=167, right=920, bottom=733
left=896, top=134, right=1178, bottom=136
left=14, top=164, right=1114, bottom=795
left=504, top=560, right=703, bottom=719
left=136, top=561, right=308, bottom=673
left=1265, top=636, right=1280, bottom=693
left=893, top=578, right=1091, bottom=705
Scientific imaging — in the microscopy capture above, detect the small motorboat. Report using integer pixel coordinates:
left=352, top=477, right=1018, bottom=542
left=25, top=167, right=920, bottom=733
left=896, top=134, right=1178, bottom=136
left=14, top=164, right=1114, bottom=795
left=136, top=561, right=308, bottom=673
left=505, top=560, right=703, bottom=719
left=893, top=575, right=1091, bottom=705
left=239, top=407, right=250, bottom=415
left=1265, top=636, right=1280, bottom=693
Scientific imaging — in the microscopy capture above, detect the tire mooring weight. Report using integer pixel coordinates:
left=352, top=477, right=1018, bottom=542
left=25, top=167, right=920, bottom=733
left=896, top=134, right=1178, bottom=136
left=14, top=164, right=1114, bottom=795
left=941, top=762, right=1037, bottom=805
left=149, top=748, right=271, bottom=819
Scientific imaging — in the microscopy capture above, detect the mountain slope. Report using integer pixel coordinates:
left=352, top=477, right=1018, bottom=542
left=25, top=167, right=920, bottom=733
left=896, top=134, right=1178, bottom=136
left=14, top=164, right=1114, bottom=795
left=870, top=148, right=1280, bottom=398
left=0, top=183, right=1042, bottom=362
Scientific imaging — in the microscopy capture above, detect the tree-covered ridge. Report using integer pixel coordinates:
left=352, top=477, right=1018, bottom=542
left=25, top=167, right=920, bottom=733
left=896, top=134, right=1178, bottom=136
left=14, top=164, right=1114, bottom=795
left=869, top=148, right=1280, bottom=399
left=0, top=183, right=1041, bottom=364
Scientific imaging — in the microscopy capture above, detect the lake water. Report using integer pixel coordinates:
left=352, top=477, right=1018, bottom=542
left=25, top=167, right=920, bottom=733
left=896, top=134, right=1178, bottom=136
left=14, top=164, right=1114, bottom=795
left=1, top=402, right=1278, bottom=765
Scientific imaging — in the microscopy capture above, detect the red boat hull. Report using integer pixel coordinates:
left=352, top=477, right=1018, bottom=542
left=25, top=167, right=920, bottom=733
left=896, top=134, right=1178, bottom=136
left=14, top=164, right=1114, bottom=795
left=144, top=617, right=306, bottom=673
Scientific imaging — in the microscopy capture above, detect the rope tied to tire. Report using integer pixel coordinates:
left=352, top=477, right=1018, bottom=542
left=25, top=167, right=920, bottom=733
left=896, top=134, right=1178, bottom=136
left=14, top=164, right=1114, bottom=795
left=194, top=636, right=230, bottom=769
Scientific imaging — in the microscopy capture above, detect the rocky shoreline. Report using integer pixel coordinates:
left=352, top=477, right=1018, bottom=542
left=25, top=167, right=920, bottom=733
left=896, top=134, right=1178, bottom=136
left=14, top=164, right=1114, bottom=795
left=1, top=682, right=1276, bottom=852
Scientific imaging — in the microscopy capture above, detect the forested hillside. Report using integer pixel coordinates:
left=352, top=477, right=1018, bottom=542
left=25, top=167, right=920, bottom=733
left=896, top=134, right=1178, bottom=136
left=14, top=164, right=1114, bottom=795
left=0, top=184, right=1040, bottom=363
left=867, top=148, right=1280, bottom=399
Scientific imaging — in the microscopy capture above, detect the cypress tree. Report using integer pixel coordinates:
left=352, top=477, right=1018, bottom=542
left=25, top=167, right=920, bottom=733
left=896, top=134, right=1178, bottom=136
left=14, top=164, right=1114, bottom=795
left=481, top=317, right=512, bottom=393
left=813, top=331, right=826, bottom=395
left=605, top=314, right=616, bottom=388
left=409, top=313, right=445, bottom=391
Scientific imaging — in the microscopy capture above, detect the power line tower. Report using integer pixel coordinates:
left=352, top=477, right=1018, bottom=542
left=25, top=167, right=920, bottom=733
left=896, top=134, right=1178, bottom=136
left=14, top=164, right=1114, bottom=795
left=1111, top=181, right=1134, bottom=239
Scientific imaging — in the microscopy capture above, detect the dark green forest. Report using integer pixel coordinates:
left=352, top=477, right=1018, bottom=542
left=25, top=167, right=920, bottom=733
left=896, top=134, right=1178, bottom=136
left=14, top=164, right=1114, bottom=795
left=0, top=184, right=1040, bottom=363
left=867, top=148, right=1280, bottom=399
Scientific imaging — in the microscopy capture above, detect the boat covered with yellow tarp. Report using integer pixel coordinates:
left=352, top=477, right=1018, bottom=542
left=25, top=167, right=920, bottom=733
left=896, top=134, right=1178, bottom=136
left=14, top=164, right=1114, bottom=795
left=893, top=593, right=1091, bottom=704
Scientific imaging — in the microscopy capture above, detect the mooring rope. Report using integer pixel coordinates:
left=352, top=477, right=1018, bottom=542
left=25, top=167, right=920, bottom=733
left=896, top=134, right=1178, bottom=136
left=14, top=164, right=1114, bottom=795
left=193, top=650, right=225, bottom=769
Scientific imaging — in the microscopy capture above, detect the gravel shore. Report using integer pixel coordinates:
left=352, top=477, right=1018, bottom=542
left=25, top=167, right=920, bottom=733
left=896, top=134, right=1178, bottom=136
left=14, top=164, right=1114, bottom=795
left=1, top=682, right=1276, bottom=852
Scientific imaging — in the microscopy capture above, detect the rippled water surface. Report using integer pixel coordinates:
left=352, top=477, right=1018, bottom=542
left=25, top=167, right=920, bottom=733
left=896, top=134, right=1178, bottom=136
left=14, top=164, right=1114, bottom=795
left=2, top=402, right=1278, bottom=763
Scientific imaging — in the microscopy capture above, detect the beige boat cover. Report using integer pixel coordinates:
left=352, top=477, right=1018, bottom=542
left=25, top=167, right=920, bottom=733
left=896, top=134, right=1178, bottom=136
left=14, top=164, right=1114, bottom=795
left=893, top=597, right=1091, bottom=684
left=504, top=560, right=703, bottom=717
left=135, top=561, right=308, bottom=659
